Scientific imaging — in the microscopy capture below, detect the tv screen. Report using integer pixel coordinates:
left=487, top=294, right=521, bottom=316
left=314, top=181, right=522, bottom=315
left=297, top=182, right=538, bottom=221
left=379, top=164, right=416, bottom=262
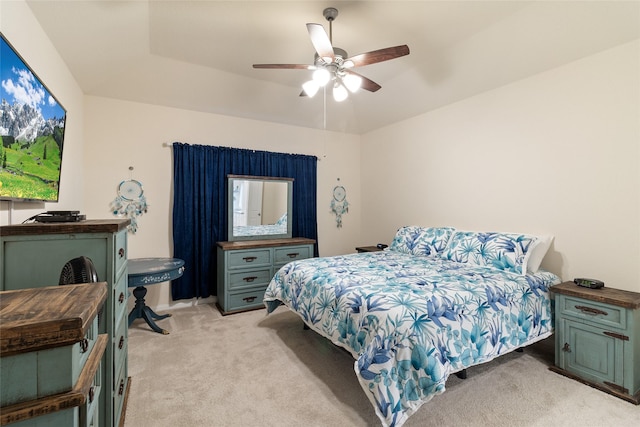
left=0, top=33, right=67, bottom=202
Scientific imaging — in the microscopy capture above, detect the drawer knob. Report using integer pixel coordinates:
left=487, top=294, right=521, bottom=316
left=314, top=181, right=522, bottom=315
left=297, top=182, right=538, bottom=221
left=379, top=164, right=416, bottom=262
left=119, top=247, right=125, bottom=258
left=89, top=386, right=95, bottom=403
left=243, top=296, right=257, bottom=303
left=243, top=276, right=258, bottom=282
left=119, top=292, right=125, bottom=303
left=243, top=256, right=257, bottom=262
left=575, top=305, right=608, bottom=316
left=562, top=342, right=571, bottom=353
left=287, top=252, right=300, bottom=258
left=80, top=338, right=89, bottom=353
left=119, top=336, right=125, bottom=350
left=118, top=379, right=125, bottom=395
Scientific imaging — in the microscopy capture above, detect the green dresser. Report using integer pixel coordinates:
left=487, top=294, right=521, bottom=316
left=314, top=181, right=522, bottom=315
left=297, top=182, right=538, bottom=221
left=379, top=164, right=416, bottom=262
left=216, top=237, right=315, bottom=315
left=550, top=281, right=640, bottom=404
left=0, top=283, right=107, bottom=426
left=0, top=219, right=130, bottom=426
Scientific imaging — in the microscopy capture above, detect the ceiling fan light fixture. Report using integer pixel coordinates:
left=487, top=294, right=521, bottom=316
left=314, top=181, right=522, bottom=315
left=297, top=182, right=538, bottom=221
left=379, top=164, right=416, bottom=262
left=333, top=82, right=348, bottom=102
left=312, top=68, right=331, bottom=86
left=302, top=80, right=320, bottom=97
left=343, top=73, right=362, bottom=93
left=252, top=7, right=410, bottom=102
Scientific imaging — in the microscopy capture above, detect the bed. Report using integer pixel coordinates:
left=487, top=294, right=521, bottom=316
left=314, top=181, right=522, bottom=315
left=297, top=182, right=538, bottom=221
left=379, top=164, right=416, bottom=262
left=263, top=226, right=559, bottom=427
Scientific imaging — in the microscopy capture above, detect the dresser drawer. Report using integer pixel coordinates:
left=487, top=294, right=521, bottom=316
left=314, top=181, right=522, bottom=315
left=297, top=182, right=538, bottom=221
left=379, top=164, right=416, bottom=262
left=274, top=245, right=311, bottom=266
left=560, top=295, right=626, bottom=330
left=228, top=249, right=271, bottom=269
left=113, top=272, right=128, bottom=332
left=227, top=288, right=267, bottom=311
left=0, top=316, right=99, bottom=406
left=82, top=358, right=102, bottom=427
left=114, top=230, right=128, bottom=279
left=228, top=268, right=273, bottom=290
left=113, top=362, right=128, bottom=426
left=113, top=316, right=128, bottom=380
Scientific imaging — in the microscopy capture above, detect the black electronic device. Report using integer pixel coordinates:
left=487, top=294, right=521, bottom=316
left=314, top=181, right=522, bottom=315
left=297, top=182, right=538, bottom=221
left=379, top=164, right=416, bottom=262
left=376, top=243, right=388, bottom=250
left=34, top=211, right=85, bottom=223
left=45, top=210, right=80, bottom=216
left=573, top=278, right=605, bottom=289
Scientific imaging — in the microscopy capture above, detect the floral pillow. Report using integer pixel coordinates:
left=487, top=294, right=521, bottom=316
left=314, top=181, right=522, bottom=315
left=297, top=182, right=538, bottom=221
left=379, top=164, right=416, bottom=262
left=440, top=231, right=539, bottom=275
left=389, top=226, right=455, bottom=257
left=389, top=226, right=423, bottom=255
left=411, top=227, right=456, bottom=257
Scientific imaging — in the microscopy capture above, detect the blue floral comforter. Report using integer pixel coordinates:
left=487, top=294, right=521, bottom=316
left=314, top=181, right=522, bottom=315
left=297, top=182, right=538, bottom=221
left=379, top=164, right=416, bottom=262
left=264, top=251, right=560, bottom=427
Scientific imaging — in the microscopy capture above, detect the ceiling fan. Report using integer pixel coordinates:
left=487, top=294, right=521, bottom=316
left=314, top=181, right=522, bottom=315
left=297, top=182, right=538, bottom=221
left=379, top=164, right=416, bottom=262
left=253, top=7, right=410, bottom=102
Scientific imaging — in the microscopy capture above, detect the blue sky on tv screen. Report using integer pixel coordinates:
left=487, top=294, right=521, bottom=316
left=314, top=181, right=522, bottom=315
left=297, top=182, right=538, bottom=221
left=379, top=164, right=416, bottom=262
left=1, top=37, right=66, bottom=122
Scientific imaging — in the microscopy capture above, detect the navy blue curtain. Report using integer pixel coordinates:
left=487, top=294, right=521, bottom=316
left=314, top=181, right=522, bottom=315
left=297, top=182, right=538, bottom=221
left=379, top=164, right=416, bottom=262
left=171, top=143, right=318, bottom=300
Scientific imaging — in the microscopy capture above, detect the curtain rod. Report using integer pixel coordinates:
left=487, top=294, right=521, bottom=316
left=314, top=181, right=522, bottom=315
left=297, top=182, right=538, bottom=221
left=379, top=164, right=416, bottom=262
left=161, top=142, right=320, bottom=160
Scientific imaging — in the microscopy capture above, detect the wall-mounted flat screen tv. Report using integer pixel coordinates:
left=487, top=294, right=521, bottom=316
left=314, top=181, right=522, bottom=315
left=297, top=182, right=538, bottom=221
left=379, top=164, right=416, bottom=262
left=0, top=32, right=67, bottom=202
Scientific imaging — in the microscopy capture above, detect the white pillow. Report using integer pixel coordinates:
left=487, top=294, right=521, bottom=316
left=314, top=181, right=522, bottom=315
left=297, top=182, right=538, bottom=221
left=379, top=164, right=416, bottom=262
left=527, top=235, right=554, bottom=273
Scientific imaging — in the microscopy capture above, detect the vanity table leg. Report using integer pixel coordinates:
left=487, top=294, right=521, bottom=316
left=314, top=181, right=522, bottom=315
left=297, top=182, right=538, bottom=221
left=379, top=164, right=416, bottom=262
left=128, top=285, right=171, bottom=334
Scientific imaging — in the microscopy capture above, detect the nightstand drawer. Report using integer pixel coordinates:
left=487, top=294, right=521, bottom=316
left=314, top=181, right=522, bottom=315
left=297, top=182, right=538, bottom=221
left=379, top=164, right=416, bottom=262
left=228, top=249, right=271, bottom=268
left=228, top=268, right=273, bottom=290
left=560, top=295, right=626, bottom=330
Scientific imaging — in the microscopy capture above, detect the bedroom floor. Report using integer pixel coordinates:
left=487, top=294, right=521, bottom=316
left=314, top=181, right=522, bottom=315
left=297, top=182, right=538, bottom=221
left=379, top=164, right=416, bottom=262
left=124, top=304, right=638, bottom=427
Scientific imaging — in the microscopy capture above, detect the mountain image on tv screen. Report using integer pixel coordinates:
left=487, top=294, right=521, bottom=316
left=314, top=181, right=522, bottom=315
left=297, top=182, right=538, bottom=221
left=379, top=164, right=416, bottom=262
left=1, top=33, right=67, bottom=202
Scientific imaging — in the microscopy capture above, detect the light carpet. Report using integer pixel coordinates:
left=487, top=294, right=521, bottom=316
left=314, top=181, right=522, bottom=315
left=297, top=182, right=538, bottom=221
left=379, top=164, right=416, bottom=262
left=124, top=304, right=638, bottom=426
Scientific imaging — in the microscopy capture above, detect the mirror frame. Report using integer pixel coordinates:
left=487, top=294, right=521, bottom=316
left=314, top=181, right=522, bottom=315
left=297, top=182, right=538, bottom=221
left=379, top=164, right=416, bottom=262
left=227, top=174, right=293, bottom=242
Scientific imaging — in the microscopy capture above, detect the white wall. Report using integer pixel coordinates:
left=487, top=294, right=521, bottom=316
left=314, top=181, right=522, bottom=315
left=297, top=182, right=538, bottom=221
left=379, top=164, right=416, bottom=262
left=362, top=40, right=640, bottom=293
left=83, top=96, right=362, bottom=309
left=4, top=0, right=638, bottom=305
left=0, top=0, right=85, bottom=224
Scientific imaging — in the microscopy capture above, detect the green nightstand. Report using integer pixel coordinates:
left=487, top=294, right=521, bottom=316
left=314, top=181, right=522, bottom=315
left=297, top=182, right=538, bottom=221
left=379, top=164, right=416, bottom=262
left=549, top=281, right=640, bottom=404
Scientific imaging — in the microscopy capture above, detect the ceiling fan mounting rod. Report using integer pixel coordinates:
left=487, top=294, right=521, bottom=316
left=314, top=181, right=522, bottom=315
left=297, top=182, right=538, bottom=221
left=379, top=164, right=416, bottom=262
left=323, top=7, right=338, bottom=43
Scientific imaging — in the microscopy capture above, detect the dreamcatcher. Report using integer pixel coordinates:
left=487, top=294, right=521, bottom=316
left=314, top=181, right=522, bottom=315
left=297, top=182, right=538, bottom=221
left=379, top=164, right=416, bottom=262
left=330, top=182, right=349, bottom=228
left=110, top=167, right=148, bottom=233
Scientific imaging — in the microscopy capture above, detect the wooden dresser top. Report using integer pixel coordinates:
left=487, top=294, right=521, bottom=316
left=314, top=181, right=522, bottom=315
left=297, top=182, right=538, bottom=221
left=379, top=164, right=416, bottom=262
left=217, top=237, right=316, bottom=251
left=0, top=218, right=130, bottom=237
left=550, top=281, right=640, bottom=309
left=0, top=283, right=107, bottom=356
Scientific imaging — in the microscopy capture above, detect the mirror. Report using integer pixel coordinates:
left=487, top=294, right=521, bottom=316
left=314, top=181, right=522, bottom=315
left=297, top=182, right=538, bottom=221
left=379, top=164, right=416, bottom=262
left=227, top=175, right=293, bottom=241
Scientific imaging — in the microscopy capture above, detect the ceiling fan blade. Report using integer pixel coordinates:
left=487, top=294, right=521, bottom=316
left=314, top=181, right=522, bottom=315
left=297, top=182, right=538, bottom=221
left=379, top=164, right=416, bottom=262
left=345, top=45, right=410, bottom=68
left=306, top=23, right=334, bottom=62
left=253, top=64, right=314, bottom=70
left=345, top=70, right=381, bottom=92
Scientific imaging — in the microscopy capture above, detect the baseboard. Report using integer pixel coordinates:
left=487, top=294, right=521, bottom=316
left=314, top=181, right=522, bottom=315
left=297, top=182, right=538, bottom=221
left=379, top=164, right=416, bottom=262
left=153, top=296, right=217, bottom=312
